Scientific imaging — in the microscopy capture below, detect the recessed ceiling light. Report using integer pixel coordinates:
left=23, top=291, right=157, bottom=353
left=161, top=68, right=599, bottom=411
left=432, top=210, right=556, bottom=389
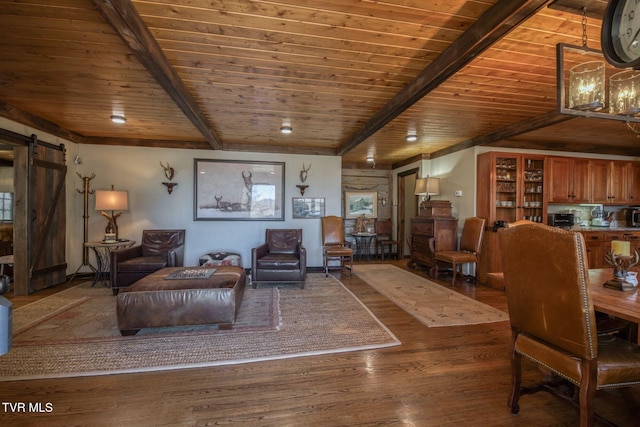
left=110, top=115, right=126, bottom=124
left=280, top=125, right=293, bottom=134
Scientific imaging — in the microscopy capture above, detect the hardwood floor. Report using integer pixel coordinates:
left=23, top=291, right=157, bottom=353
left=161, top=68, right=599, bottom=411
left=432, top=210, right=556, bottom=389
left=1, top=261, right=639, bottom=426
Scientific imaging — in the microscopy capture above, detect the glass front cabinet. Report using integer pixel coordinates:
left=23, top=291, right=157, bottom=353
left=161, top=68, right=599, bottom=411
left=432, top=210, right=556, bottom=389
left=477, top=151, right=546, bottom=227
left=476, top=151, right=546, bottom=287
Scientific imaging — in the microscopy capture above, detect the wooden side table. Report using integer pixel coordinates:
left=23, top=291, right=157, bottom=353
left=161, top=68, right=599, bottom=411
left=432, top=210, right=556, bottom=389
left=84, top=240, right=135, bottom=286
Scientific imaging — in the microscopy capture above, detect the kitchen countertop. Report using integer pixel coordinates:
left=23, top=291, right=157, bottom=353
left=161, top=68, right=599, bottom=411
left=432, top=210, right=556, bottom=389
left=568, top=226, right=640, bottom=232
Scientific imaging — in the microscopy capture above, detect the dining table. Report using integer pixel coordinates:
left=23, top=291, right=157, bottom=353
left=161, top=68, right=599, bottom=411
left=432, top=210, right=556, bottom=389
left=487, top=268, right=640, bottom=343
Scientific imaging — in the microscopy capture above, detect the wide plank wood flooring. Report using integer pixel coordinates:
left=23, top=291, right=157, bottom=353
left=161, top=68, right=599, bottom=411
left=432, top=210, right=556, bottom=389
left=1, top=260, right=639, bottom=426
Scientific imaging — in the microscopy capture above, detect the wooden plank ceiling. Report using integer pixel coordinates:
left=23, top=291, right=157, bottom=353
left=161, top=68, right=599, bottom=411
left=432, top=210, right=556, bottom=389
left=0, top=0, right=636, bottom=168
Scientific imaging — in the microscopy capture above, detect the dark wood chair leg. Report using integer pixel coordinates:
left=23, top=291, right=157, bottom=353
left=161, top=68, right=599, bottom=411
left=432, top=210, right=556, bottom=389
left=509, top=342, right=522, bottom=415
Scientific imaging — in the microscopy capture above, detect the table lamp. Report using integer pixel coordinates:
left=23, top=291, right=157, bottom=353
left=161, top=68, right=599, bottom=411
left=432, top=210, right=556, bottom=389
left=414, top=176, right=440, bottom=201
left=95, top=185, right=128, bottom=241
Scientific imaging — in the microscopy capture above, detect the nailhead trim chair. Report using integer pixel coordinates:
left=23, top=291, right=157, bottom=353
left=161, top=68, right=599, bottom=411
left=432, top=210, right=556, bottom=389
left=499, top=222, right=640, bottom=427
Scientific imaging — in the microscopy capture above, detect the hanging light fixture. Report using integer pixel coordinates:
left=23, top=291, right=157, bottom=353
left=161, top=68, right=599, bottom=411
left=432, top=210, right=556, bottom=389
left=406, top=133, right=417, bottom=142
left=366, top=155, right=376, bottom=168
left=280, top=125, right=293, bottom=134
left=610, top=70, right=640, bottom=116
left=567, top=7, right=605, bottom=112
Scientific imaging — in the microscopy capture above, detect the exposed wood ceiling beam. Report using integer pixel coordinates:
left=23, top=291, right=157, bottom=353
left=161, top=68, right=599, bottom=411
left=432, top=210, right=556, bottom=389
left=91, top=0, right=223, bottom=150
left=430, top=111, right=576, bottom=158
left=0, top=102, right=87, bottom=145
left=337, top=0, right=551, bottom=157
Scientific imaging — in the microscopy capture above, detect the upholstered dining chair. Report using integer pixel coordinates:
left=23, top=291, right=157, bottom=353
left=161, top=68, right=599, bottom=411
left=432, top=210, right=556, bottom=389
left=321, top=216, right=353, bottom=277
left=432, top=216, right=485, bottom=285
left=376, top=219, right=398, bottom=260
left=499, top=222, right=640, bottom=427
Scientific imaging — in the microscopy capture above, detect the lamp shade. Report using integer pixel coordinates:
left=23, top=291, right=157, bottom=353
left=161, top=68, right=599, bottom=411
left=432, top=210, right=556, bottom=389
left=414, top=177, right=428, bottom=195
left=95, top=190, right=128, bottom=211
left=415, top=176, right=440, bottom=197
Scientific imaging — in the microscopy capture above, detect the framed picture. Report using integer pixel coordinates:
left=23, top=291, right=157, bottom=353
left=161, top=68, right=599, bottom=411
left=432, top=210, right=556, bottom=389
left=194, top=159, right=285, bottom=221
left=292, top=197, right=325, bottom=219
left=344, top=191, right=377, bottom=219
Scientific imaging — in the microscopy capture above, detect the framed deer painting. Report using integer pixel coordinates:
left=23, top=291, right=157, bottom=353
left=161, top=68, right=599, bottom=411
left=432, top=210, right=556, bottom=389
left=194, top=159, right=285, bottom=221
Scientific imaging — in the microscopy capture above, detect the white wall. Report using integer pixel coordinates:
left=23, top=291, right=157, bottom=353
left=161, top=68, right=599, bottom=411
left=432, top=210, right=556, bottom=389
left=71, top=145, right=342, bottom=271
left=0, top=117, right=343, bottom=273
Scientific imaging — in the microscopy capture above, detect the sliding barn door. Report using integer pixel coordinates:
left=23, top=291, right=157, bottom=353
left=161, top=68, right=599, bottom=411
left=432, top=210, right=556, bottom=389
left=13, top=138, right=67, bottom=295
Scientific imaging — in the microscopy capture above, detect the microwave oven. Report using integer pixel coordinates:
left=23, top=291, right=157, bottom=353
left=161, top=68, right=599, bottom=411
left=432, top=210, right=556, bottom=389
left=548, top=213, right=574, bottom=228
left=627, top=208, right=640, bottom=227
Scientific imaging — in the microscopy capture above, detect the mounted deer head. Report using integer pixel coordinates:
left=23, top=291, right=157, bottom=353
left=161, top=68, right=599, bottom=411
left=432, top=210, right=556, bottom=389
left=160, top=161, right=175, bottom=181
left=300, top=163, right=311, bottom=183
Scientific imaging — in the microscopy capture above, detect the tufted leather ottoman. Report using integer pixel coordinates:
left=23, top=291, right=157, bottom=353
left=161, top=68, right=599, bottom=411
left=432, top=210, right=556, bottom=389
left=116, top=266, right=246, bottom=336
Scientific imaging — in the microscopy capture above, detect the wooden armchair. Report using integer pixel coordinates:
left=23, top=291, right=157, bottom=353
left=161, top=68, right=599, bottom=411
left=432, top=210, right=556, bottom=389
left=499, top=222, right=640, bottom=426
left=432, top=217, right=485, bottom=285
left=321, top=216, right=353, bottom=277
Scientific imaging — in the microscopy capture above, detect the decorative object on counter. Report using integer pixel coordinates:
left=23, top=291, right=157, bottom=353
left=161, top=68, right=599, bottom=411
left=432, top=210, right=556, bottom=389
left=354, top=214, right=374, bottom=233
left=95, top=185, right=129, bottom=241
left=590, top=207, right=613, bottom=227
left=160, top=161, right=177, bottom=194
left=603, top=248, right=639, bottom=291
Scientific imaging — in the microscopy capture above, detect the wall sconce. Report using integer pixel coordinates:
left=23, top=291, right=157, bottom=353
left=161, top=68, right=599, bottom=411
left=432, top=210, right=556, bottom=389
left=95, top=186, right=129, bottom=241
left=378, top=196, right=388, bottom=207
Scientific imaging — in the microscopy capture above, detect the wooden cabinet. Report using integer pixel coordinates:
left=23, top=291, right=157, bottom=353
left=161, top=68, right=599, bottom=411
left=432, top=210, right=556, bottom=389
left=477, top=152, right=546, bottom=226
left=547, top=157, right=589, bottom=203
left=579, top=230, right=640, bottom=269
left=408, top=217, right=458, bottom=270
left=581, top=231, right=604, bottom=268
left=628, top=162, right=640, bottom=204
left=476, top=152, right=545, bottom=286
left=590, top=160, right=629, bottom=204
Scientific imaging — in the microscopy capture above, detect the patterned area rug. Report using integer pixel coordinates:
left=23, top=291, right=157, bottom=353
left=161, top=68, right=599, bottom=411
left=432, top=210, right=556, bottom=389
left=356, top=264, right=509, bottom=327
left=0, top=273, right=399, bottom=381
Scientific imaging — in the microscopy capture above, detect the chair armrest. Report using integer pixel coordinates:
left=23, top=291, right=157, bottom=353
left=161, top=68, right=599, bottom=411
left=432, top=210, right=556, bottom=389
left=167, top=243, right=185, bottom=267
left=251, top=243, right=269, bottom=277
left=110, top=245, right=142, bottom=288
left=297, top=243, right=307, bottom=275
left=111, top=245, right=143, bottom=264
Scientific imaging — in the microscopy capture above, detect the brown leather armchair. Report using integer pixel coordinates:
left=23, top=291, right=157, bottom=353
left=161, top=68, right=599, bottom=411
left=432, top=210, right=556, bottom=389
left=110, top=229, right=185, bottom=295
left=251, top=229, right=306, bottom=289
left=499, top=222, right=640, bottom=426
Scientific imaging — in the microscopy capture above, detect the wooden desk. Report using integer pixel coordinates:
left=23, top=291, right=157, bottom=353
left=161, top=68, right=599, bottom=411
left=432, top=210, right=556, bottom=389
left=488, top=269, right=640, bottom=342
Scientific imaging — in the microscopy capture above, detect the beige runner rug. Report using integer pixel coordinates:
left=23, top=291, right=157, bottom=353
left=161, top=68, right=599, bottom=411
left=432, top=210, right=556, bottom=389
left=356, top=264, right=508, bottom=327
left=0, top=273, right=399, bottom=381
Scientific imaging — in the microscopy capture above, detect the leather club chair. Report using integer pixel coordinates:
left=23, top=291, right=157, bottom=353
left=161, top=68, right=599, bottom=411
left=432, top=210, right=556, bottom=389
left=499, top=222, right=640, bottom=427
left=110, top=229, right=185, bottom=295
left=251, top=229, right=306, bottom=289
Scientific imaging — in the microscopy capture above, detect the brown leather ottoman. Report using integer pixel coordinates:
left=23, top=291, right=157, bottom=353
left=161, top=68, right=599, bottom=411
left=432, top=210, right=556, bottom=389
left=116, top=266, right=246, bottom=336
